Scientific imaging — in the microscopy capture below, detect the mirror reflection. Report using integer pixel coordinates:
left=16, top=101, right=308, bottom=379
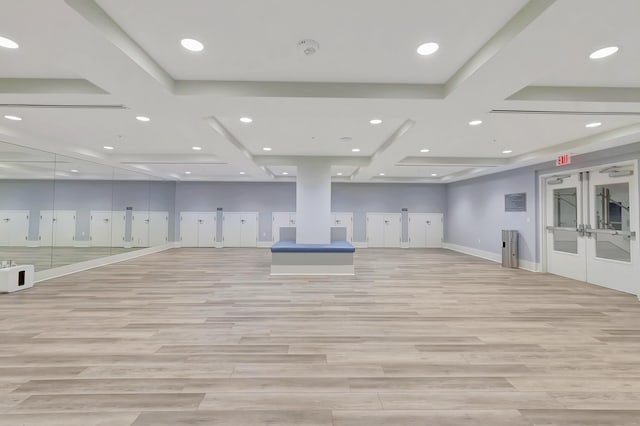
left=595, top=183, right=631, bottom=262
left=553, top=187, right=578, bottom=254
left=0, top=141, right=167, bottom=274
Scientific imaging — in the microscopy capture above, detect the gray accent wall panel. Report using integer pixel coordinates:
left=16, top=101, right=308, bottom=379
left=446, top=168, right=537, bottom=262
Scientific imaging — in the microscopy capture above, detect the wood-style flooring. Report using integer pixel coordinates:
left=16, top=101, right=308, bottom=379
left=1, top=248, right=640, bottom=425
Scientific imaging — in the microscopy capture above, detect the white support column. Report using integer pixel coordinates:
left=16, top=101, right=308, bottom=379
left=296, top=159, right=331, bottom=244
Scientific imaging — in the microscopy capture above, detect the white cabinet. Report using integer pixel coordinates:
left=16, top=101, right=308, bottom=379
left=39, top=210, right=76, bottom=247
left=131, top=211, right=169, bottom=247
left=331, top=212, right=353, bottom=242
left=90, top=211, right=113, bottom=247
left=223, top=212, right=258, bottom=247
left=408, top=213, right=444, bottom=248
left=366, top=213, right=402, bottom=248
left=272, top=212, right=296, bottom=242
left=148, top=211, right=169, bottom=246
left=111, top=211, right=126, bottom=247
left=0, top=210, right=29, bottom=246
left=180, top=212, right=216, bottom=247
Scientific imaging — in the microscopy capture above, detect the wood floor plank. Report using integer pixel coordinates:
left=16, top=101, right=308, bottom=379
left=1, top=247, right=639, bottom=425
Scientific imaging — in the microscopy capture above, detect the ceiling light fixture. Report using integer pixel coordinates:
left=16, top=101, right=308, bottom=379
left=282, top=172, right=289, bottom=175
left=240, top=117, right=253, bottom=123
left=0, top=36, right=19, bottom=49
left=185, top=171, right=191, bottom=175
left=379, top=172, right=385, bottom=176
left=420, top=149, right=430, bottom=153
left=192, top=146, right=202, bottom=150
left=417, top=42, right=439, bottom=56
left=351, top=148, right=360, bottom=152
left=103, top=146, right=114, bottom=150
left=180, top=38, right=204, bottom=52
left=502, top=150, right=513, bottom=154
left=370, top=119, right=382, bottom=125
left=337, top=172, right=343, bottom=176
left=431, top=173, right=438, bottom=177
left=136, top=116, right=150, bottom=122
left=585, top=122, right=602, bottom=128
left=71, top=169, right=79, bottom=173
left=239, top=171, right=246, bottom=175
left=589, top=46, right=619, bottom=59
left=3, top=115, right=22, bottom=121
left=469, top=120, right=483, bottom=126
left=263, top=147, right=272, bottom=151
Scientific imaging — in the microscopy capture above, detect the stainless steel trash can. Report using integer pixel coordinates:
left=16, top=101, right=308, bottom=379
left=501, top=230, right=518, bottom=268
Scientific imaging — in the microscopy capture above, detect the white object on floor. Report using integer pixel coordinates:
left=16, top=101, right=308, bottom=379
left=0, top=264, right=35, bottom=293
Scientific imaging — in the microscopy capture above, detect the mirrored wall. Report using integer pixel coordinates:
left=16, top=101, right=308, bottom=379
left=0, top=140, right=174, bottom=274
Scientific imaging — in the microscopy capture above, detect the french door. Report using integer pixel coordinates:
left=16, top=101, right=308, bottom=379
left=545, top=162, right=639, bottom=294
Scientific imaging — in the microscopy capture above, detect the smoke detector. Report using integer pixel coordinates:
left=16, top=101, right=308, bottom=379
left=298, top=39, right=320, bottom=56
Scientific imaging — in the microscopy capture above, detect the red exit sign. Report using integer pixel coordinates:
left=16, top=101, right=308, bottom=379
left=556, top=153, right=571, bottom=166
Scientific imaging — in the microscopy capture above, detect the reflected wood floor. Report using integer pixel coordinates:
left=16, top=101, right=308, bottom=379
left=1, top=248, right=640, bottom=425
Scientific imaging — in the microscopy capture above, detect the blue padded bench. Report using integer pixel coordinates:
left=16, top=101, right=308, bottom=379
left=271, top=240, right=355, bottom=253
left=270, top=240, right=355, bottom=275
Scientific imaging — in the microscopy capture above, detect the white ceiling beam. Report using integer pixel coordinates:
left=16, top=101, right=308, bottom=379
left=398, top=156, right=508, bottom=167
left=254, top=156, right=370, bottom=167
left=507, top=86, right=640, bottom=103
left=444, top=0, right=556, bottom=97
left=64, top=0, right=175, bottom=92
left=0, top=79, right=108, bottom=95
left=175, top=81, right=444, bottom=100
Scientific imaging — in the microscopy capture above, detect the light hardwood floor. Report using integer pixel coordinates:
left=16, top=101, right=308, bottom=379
left=1, top=248, right=640, bottom=425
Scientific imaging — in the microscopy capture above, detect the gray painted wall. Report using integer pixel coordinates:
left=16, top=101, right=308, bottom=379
left=332, top=183, right=446, bottom=242
left=446, top=168, right=537, bottom=262
left=174, top=182, right=447, bottom=243
left=445, top=141, right=640, bottom=265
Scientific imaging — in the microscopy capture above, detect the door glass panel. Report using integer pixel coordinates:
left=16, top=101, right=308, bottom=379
left=553, top=188, right=578, bottom=254
left=594, top=183, right=631, bottom=262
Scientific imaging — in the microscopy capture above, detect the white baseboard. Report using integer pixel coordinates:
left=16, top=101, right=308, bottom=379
left=34, top=243, right=176, bottom=283
left=352, top=242, right=368, bottom=248
left=73, top=241, right=91, bottom=248
left=443, top=242, right=539, bottom=272
left=25, top=240, right=40, bottom=248
left=401, top=242, right=410, bottom=249
left=257, top=241, right=273, bottom=248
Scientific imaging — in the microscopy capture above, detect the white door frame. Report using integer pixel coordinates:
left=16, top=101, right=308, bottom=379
left=539, top=159, right=639, bottom=283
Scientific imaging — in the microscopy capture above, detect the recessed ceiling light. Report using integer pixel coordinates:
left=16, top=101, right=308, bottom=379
left=240, top=117, right=253, bottom=123
left=420, top=149, right=430, bottom=153
left=431, top=173, right=438, bottom=177
left=502, top=150, right=513, bottom=154
left=136, top=116, right=150, bottom=122
left=351, top=148, right=360, bottom=152
left=0, top=36, right=19, bottom=49
left=337, top=172, right=343, bottom=176
left=192, top=146, right=202, bottom=150
left=585, top=122, right=602, bottom=128
left=103, top=146, right=114, bottom=150
left=589, top=46, right=619, bottom=60
left=262, top=147, right=272, bottom=151
left=70, top=169, right=79, bottom=173
left=185, top=171, right=191, bottom=175
left=469, top=120, right=483, bottom=126
left=369, top=119, right=382, bottom=125
left=239, top=171, right=246, bottom=175
left=3, top=115, right=22, bottom=121
left=417, top=42, right=439, bottom=56
left=282, top=172, right=289, bottom=175
left=180, top=38, right=204, bottom=52
left=379, top=172, right=385, bottom=176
